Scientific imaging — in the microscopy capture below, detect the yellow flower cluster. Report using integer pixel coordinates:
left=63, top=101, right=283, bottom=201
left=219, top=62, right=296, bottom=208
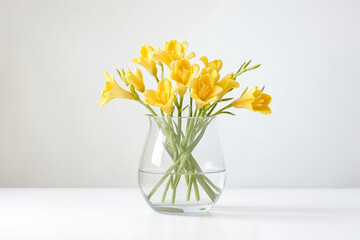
left=99, top=40, right=272, bottom=116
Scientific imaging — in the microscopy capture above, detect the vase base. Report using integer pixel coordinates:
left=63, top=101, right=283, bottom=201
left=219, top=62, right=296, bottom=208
left=151, top=203, right=214, bottom=215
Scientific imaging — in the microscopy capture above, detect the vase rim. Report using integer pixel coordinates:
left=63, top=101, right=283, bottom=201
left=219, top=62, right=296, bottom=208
left=147, top=115, right=216, bottom=119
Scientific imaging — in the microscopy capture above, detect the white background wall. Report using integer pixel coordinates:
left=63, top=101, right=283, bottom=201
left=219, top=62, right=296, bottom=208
left=0, top=0, right=359, bottom=188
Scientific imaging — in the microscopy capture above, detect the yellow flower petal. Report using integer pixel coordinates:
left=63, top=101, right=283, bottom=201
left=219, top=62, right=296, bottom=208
left=149, top=50, right=173, bottom=68
left=190, top=71, right=223, bottom=108
left=140, top=44, right=155, bottom=57
left=199, top=67, right=219, bottom=82
left=144, top=78, right=176, bottom=115
left=131, top=45, right=157, bottom=76
left=143, top=89, right=158, bottom=106
left=180, top=41, right=188, bottom=52
left=217, top=73, right=239, bottom=99
left=125, top=68, right=145, bottom=92
left=232, top=87, right=256, bottom=109
left=253, top=93, right=272, bottom=115
left=185, top=52, right=196, bottom=60
left=200, top=56, right=223, bottom=72
left=168, top=59, right=199, bottom=96
left=232, top=87, right=272, bottom=115
left=152, top=40, right=195, bottom=68
left=164, top=40, right=185, bottom=60
left=176, top=83, right=188, bottom=96
left=199, top=56, right=209, bottom=67
left=157, top=77, right=171, bottom=93
left=99, top=72, right=134, bottom=107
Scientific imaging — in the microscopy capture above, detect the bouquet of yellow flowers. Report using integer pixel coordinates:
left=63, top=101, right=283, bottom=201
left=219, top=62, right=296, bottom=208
left=99, top=40, right=271, bottom=214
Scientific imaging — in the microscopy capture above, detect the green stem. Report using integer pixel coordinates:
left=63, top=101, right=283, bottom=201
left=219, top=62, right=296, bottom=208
left=204, top=175, right=222, bottom=193
left=193, top=174, right=216, bottom=201
left=154, top=75, right=160, bottom=83
left=147, top=160, right=181, bottom=200
left=177, top=95, right=183, bottom=141
left=137, top=100, right=158, bottom=116
left=185, top=174, right=189, bottom=186
left=171, top=181, right=177, bottom=204
left=207, top=100, right=219, bottom=116
left=193, top=177, right=200, bottom=201
left=189, top=155, right=222, bottom=193
left=146, top=115, right=221, bottom=204
left=186, top=175, right=194, bottom=201
left=161, top=64, right=164, bottom=79
left=211, top=103, right=232, bottom=116
left=189, top=97, right=193, bottom=117
left=171, top=120, right=211, bottom=192
left=161, top=175, right=173, bottom=203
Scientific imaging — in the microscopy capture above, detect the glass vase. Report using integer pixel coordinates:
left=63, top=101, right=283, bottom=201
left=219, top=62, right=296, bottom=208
left=138, top=116, right=226, bottom=214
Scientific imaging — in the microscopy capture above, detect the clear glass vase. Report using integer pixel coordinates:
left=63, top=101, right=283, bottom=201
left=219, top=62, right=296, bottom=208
left=138, top=116, right=226, bottom=214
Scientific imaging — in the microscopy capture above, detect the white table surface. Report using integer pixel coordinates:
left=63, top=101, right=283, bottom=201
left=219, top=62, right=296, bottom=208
left=0, top=188, right=359, bottom=240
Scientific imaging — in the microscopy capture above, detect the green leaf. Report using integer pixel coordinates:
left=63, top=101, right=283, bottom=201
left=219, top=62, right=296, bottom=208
left=204, top=104, right=211, bottom=111
left=261, top=85, right=265, bottom=92
left=243, top=60, right=252, bottom=69
left=173, top=120, right=179, bottom=129
left=220, top=98, right=234, bottom=102
left=181, top=104, right=189, bottom=112
left=227, top=88, right=234, bottom=93
left=116, top=68, right=122, bottom=78
left=247, top=64, right=261, bottom=70
left=117, top=68, right=129, bottom=86
left=221, top=111, right=235, bottom=116
left=121, top=69, right=126, bottom=79
left=236, top=62, right=246, bottom=74
left=172, top=96, right=180, bottom=109
left=241, top=87, right=248, bottom=96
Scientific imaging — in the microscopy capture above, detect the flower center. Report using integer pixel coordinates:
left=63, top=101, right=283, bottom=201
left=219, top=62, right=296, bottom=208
left=198, top=83, right=210, bottom=100
left=158, top=91, right=169, bottom=104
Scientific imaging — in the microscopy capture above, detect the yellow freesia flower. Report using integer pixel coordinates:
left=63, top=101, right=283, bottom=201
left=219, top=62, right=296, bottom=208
left=232, top=86, right=272, bottom=115
left=217, top=73, right=239, bottom=99
left=99, top=72, right=134, bottom=107
left=164, top=40, right=194, bottom=60
left=168, top=59, right=200, bottom=96
left=144, top=78, right=176, bottom=115
left=125, top=68, right=145, bottom=92
left=131, top=44, right=157, bottom=76
left=150, top=40, right=196, bottom=68
left=190, top=72, right=223, bottom=108
left=198, top=67, right=220, bottom=82
left=200, top=56, right=223, bottom=72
